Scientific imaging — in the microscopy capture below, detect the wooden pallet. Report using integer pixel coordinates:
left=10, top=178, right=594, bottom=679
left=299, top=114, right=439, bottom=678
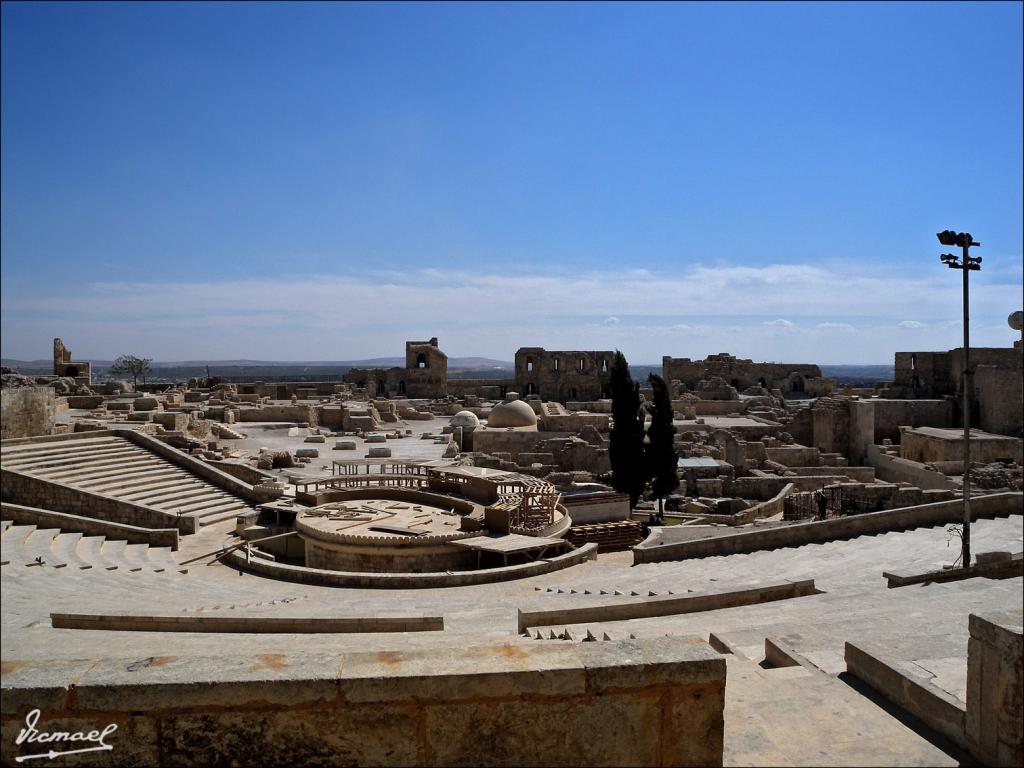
left=566, top=521, right=645, bottom=551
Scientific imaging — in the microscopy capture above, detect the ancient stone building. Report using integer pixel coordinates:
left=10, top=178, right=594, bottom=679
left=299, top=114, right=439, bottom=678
left=891, top=344, right=1022, bottom=437
left=515, top=347, right=615, bottom=402
left=52, top=337, right=91, bottom=385
left=662, top=353, right=832, bottom=395
left=343, top=338, right=448, bottom=398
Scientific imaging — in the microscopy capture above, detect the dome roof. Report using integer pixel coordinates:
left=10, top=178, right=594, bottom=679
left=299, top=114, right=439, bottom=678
left=450, top=410, right=480, bottom=428
left=487, top=398, right=538, bottom=428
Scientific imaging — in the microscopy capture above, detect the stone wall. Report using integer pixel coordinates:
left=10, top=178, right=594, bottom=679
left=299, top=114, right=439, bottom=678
left=563, top=492, right=630, bottom=524
left=0, top=502, right=179, bottom=549
left=966, top=610, right=1024, bottom=767
left=230, top=543, right=598, bottom=588
left=0, top=386, right=55, bottom=439
left=515, top=347, right=614, bottom=402
left=900, top=428, right=1022, bottom=464
left=662, top=353, right=830, bottom=395
left=234, top=404, right=317, bottom=425
left=975, top=364, right=1023, bottom=437
left=865, top=444, right=956, bottom=490
left=0, top=638, right=725, bottom=767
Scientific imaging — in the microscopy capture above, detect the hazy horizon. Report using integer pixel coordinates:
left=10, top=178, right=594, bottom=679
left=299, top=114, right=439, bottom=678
left=3, top=2, right=1021, bottom=364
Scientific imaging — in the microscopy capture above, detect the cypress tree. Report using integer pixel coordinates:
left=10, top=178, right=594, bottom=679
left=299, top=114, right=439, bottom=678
left=608, top=351, right=646, bottom=508
left=645, top=373, right=680, bottom=515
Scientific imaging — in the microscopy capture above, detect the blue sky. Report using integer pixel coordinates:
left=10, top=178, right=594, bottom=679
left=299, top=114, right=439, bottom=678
left=2, top=1, right=1021, bottom=364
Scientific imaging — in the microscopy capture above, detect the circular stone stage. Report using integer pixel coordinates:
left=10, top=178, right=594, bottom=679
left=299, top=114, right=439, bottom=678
left=295, top=488, right=485, bottom=573
left=292, top=467, right=573, bottom=574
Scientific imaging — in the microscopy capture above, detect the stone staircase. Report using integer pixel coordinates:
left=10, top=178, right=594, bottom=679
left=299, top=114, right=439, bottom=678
left=1, top=435, right=255, bottom=527
left=0, top=521, right=185, bottom=573
left=543, top=402, right=568, bottom=417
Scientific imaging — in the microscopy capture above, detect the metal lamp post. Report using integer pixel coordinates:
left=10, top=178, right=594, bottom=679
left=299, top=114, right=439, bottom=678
left=937, top=229, right=981, bottom=568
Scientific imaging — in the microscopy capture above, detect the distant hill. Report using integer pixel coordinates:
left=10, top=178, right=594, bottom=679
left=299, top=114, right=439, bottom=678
left=2, top=356, right=515, bottom=383
left=3, top=357, right=890, bottom=386
left=819, top=365, right=893, bottom=386
left=2, top=356, right=512, bottom=368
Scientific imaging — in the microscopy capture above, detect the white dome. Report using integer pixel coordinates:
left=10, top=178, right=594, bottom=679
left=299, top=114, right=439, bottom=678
left=450, top=410, right=480, bottom=428
left=487, top=399, right=538, bottom=428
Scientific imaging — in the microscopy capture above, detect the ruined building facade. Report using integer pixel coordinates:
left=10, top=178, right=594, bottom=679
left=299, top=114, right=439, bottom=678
left=515, top=347, right=615, bottom=402
left=891, top=345, right=1023, bottom=437
left=662, top=353, right=832, bottom=395
left=52, top=337, right=91, bottom=385
left=343, top=338, right=448, bottom=398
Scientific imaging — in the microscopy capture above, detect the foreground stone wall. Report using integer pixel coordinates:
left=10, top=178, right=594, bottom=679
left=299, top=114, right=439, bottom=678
left=0, top=386, right=55, bottom=439
left=966, top=610, right=1024, bottom=767
left=0, top=639, right=726, bottom=767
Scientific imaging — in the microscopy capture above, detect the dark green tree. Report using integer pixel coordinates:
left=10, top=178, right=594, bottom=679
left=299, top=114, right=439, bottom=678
left=109, top=355, right=152, bottom=388
left=608, top=350, right=646, bottom=508
left=645, top=373, right=679, bottom=515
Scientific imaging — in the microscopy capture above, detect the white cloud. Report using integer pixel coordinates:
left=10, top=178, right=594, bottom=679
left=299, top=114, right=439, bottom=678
left=816, top=322, right=856, bottom=331
left=2, top=262, right=1020, bottom=364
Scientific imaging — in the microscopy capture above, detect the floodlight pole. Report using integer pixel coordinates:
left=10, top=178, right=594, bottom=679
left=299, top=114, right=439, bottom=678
left=937, top=230, right=980, bottom=568
left=960, top=238, right=972, bottom=570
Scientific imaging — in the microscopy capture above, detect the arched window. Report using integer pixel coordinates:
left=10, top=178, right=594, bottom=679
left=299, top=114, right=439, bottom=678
left=526, top=357, right=534, bottom=372
left=417, top=353, right=428, bottom=369
left=398, top=381, right=406, bottom=395
left=601, top=359, right=608, bottom=373
left=579, top=358, right=585, bottom=372
left=553, top=358, right=560, bottom=372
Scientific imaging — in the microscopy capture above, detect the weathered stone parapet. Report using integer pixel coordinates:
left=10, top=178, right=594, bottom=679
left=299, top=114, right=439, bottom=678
left=0, top=638, right=726, bottom=767
left=966, top=610, right=1024, bottom=767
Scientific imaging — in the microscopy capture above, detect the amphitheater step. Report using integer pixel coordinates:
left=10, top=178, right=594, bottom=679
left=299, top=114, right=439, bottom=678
left=45, top=458, right=169, bottom=484
left=73, top=536, right=108, bottom=570
left=20, top=528, right=63, bottom=567
left=2, top=435, right=258, bottom=539
left=2, top=446, right=143, bottom=472
left=128, top=485, right=218, bottom=508
left=193, top=505, right=252, bottom=526
left=50, top=533, right=88, bottom=570
left=114, top=476, right=204, bottom=498
left=100, top=540, right=136, bottom=571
